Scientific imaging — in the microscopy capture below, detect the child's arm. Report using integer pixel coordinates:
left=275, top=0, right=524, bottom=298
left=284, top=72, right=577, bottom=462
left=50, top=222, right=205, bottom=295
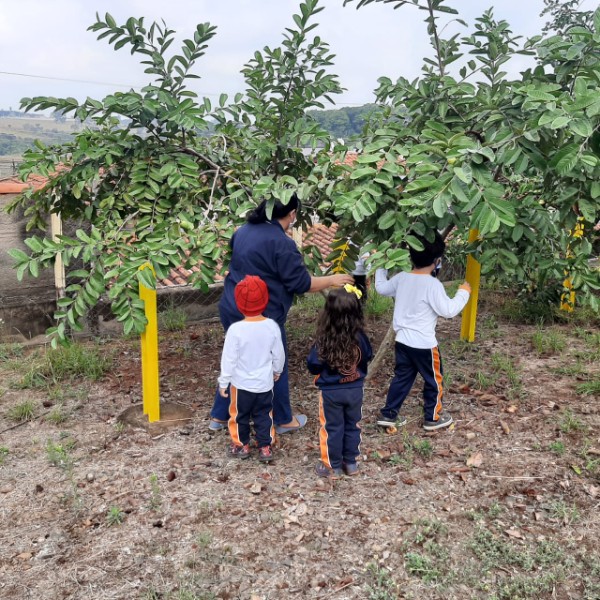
left=272, top=327, right=286, bottom=377
left=306, top=344, right=324, bottom=375
left=217, top=331, right=238, bottom=396
left=374, top=268, right=398, bottom=297
left=428, top=281, right=470, bottom=318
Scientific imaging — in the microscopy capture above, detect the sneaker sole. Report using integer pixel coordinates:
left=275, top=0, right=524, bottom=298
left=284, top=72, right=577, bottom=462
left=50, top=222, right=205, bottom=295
left=377, top=418, right=407, bottom=428
left=423, top=418, right=453, bottom=431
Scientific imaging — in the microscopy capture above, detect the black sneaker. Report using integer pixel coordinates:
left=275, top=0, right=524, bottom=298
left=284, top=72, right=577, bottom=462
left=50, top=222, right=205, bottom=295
left=423, top=412, right=453, bottom=431
left=258, top=445, right=274, bottom=463
left=342, top=462, right=359, bottom=476
left=314, top=462, right=343, bottom=479
left=377, top=415, right=407, bottom=428
left=229, top=443, right=251, bottom=459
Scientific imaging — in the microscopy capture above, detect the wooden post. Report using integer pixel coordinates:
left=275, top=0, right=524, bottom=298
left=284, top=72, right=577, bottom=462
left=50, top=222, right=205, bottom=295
left=50, top=212, right=65, bottom=300
left=139, top=264, right=160, bottom=422
left=460, top=229, right=481, bottom=343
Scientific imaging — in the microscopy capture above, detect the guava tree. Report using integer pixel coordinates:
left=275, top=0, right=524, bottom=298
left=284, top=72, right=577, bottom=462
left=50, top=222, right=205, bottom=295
left=7, top=0, right=342, bottom=344
left=323, top=0, right=600, bottom=311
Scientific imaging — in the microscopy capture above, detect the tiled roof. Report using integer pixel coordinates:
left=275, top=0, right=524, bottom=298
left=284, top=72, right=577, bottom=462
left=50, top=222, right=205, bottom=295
left=0, top=174, right=49, bottom=194
left=297, top=222, right=339, bottom=265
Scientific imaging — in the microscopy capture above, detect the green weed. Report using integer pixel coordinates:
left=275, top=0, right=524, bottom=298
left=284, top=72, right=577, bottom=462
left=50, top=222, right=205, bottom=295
left=549, top=500, right=580, bottom=524
left=548, top=440, right=565, bottom=455
left=7, top=399, right=36, bottom=422
left=149, top=473, right=162, bottom=511
left=46, top=439, right=75, bottom=470
left=106, top=506, right=125, bottom=526
left=413, top=518, right=447, bottom=544
left=474, top=370, right=497, bottom=390
left=469, top=527, right=534, bottom=571
left=560, top=410, right=586, bottom=433
left=159, top=306, right=188, bottom=332
left=45, top=405, right=70, bottom=425
left=364, top=291, right=393, bottom=317
left=46, top=343, right=113, bottom=381
left=413, top=438, right=433, bottom=458
left=576, top=378, right=600, bottom=396
left=531, top=328, right=566, bottom=355
left=405, top=552, right=441, bottom=583
left=13, top=343, right=112, bottom=389
left=0, top=446, right=9, bottom=465
left=552, top=361, right=587, bottom=377
left=0, top=343, right=24, bottom=362
left=365, top=563, right=398, bottom=600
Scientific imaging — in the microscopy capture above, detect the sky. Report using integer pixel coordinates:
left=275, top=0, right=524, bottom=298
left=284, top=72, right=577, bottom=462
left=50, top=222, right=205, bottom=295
left=0, top=0, right=570, bottom=112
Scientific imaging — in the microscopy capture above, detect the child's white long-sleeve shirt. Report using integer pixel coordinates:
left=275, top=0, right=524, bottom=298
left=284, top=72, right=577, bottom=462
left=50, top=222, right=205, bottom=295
left=218, top=317, right=285, bottom=393
left=375, top=269, right=470, bottom=349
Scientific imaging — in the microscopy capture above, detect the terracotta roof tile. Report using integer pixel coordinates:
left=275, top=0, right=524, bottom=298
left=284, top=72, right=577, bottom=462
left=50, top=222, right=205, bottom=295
left=0, top=174, right=49, bottom=194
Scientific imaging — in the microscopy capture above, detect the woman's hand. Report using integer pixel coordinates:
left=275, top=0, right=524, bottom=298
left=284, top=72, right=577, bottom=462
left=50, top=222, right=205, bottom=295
left=330, top=273, right=355, bottom=287
left=309, top=273, right=355, bottom=293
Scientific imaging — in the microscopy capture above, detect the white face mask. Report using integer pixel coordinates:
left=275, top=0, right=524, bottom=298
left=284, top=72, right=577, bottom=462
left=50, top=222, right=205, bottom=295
left=432, top=258, right=442, bottom=278
left=288, top=211, right=297, bottom=229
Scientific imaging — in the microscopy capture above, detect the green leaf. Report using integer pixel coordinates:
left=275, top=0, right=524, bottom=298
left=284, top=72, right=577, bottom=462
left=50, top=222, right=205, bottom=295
left=350, top=167, right=377, bottom=180
left=550, top=115, right=571, bottom=130
left=7, top=248, right=29, bottom=263
left=432, top=195, right=446, bottom=218
left=377, top=210, right=397, bottom=230
left=550, top=144, right=579, bottom=175
left=138, top=267, right=156, bottom=290
left=453, top=166, right=472, bottom=184
left=570, top=118, right=593, bottom=137
left=512, top=224, right=524, bottom=243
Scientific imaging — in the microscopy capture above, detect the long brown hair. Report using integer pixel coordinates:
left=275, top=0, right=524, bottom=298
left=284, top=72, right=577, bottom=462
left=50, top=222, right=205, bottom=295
left=315, top=287, right=364, bottom=372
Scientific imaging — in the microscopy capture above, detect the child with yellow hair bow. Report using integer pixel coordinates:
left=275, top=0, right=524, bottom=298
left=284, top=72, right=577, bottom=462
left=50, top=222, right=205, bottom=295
left=307, top=286, right=373, bottom=478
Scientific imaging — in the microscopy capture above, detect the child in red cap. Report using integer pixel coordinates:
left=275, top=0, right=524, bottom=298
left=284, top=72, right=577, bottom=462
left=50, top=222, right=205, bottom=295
left=218, top=275, right=285, bottom=462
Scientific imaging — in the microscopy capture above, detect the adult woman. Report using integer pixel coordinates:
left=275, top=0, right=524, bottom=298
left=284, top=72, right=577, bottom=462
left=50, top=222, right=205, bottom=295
left=209, top=194, right=354, bottom=433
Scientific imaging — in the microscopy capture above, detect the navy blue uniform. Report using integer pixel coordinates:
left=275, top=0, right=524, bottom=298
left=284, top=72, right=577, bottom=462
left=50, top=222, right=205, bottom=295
left=307, top=331, right=373, bottom=470
left=211, top=221, right=312, bottom=425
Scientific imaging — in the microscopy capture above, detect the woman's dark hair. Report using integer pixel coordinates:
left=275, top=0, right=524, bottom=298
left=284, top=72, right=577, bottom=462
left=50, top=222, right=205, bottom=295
left=409, top=231, right=445, bottom=268
left=247, top=194, right=301, bottom=224
left=315, top=287, right=364, bottom=372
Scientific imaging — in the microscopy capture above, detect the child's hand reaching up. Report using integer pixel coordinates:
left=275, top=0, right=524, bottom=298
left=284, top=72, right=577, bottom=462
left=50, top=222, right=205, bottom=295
left=459, top=281, right=472, bottom=294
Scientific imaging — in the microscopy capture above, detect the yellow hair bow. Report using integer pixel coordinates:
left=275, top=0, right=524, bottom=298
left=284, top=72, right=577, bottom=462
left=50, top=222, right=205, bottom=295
left=344, top=284, right=363, bottom=299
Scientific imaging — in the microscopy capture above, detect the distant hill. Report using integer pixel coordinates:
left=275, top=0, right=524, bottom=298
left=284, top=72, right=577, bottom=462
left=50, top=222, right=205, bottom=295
left=0, top=104, right=383, bottom=159
left=307, top=104, right=382, bottom=141
left=0, top=115, right=80, bottom=157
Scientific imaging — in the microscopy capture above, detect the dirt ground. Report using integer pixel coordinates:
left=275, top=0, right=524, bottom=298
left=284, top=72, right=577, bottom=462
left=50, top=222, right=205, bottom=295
left=0, top=291, right=599, bottom=600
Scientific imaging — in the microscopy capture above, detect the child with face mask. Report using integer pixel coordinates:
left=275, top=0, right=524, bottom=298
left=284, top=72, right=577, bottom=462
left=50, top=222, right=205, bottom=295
left=374, top=231, right=471, bottom=431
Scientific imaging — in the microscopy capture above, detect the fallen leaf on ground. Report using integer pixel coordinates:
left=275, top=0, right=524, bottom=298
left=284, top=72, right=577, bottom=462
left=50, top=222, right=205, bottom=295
left=505, top=528, right=524, bottom=539
left=249, top=483, right=262, bottom=494
left=500, top=420, right=510, bottom=435
left=466, top=452, right=483, bottom=468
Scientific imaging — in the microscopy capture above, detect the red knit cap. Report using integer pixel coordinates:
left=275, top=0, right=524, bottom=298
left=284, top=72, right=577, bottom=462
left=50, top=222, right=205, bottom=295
left=234, top=275, right=269, bottom=317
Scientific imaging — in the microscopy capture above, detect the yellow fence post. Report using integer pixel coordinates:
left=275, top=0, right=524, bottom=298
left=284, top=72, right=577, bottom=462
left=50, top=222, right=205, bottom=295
left=560, top=218, right=584, bottom=313
left=139, top=263, right=160, bottom=422
left=460, top=229, right=481, bottom=343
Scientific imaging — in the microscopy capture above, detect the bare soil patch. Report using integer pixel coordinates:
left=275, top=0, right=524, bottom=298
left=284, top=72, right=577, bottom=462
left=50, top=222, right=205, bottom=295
left=0, top=294, right=599, bottom=600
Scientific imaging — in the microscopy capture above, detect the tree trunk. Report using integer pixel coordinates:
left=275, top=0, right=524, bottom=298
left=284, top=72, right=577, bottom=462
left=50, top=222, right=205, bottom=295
left=366, top=323, right=395, bottom=382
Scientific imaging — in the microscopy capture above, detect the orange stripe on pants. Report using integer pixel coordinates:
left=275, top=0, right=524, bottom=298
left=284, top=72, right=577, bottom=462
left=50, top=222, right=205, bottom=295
left=431, top=347, right=443, bottom=421
left=318, top=392, right=331, bottom=468
left=228, top=385, right=242, bottom=445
